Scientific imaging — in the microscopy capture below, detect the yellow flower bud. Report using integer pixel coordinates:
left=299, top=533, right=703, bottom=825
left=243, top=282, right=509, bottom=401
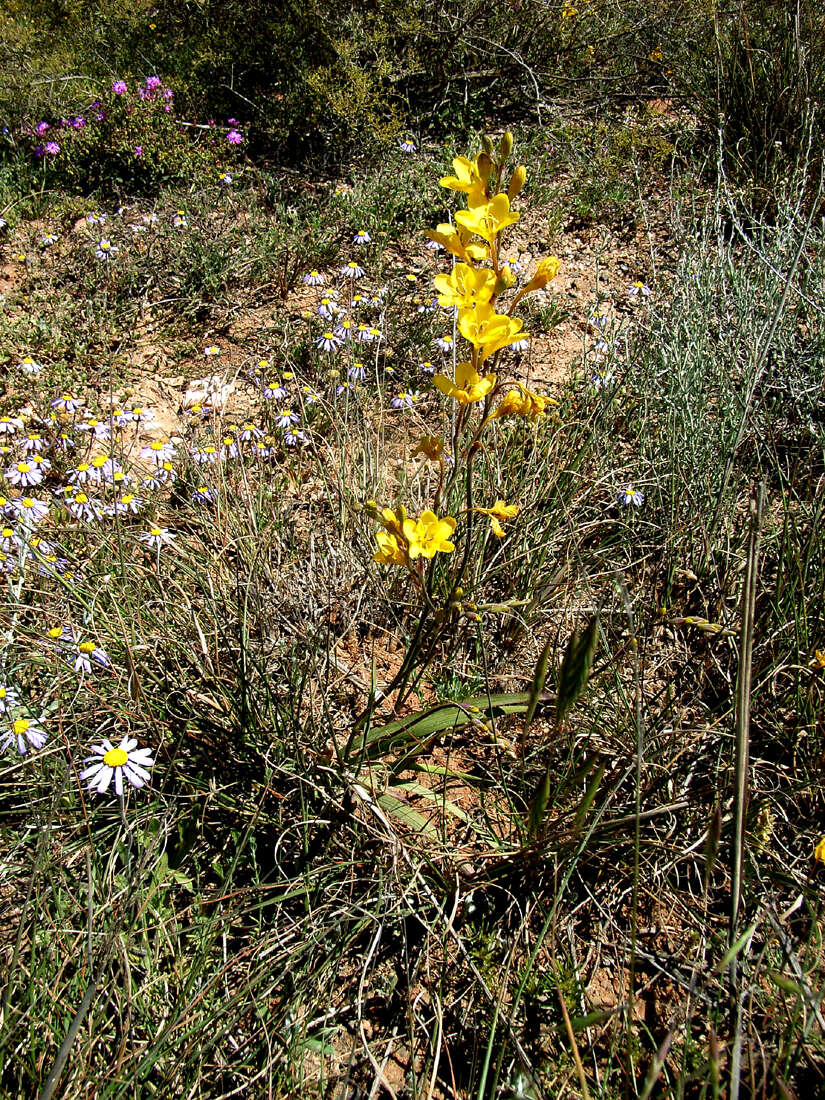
left=481, top=135, right=494, bottom=156
left=508, top=165, right=527, bottom=200
left=499, top=131, right=513, bottom=162
left=476, top=152, right=493, bottom=183
left=494, top=267, right=516, bottom=295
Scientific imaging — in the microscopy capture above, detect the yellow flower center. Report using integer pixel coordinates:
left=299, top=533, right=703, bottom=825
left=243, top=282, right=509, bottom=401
left=79, top=641, right=95, bottom=653
left=103, top=747, right=128, bottom=767
left=12, top=719, right=29, bottom=736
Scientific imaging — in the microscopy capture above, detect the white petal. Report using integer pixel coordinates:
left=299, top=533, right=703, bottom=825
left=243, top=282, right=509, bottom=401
left=95, top=766, right=113, bottom=793
left=121, top=736, right=137, bottom=752
left=80, top=763, right=103, bottom=780
left=114, top=768, right=123, bottom=797
left=123, top=766, right=146, bottom=788
left=128, top=749, right=154, bottom=766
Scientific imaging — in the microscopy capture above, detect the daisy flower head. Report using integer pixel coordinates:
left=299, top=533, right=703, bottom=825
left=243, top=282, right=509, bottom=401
left=41, top=233, right=58, bottom=246
left=87, top=212, right=107, bottom=226
left=14, top=497, right=49, bottom=525
left=392, top=391, right=421, bottom=410
left=191, top=444, right=219, bottom=465
left=66, top=491, right=103, bottom=522
left=316, top=331, right=342, bottom=353
left=0, top=685, right=20, bottom=714
left=284, top=429, right=306, bottom=447
left=52, top=394, right=83, bottom=415
left=111, top=492, right=143, bottom=516
left=217, top=171, right=233, bottom=186
left=203, top=344, right=220, bottom=357
left=275, top=408, right=300, bottom=429
left=334, top=319, right=354, bottom=341
left=140, top=438, right=176, bottom=463
left=139, top=525, right=176, bottom=550
left=22, top=433, right=45, bottom=452
left=173, top=210, right=188, bottom=229
left=318, top=296, right=342, bottom=320
left=220, top=436, right=239, bottom=460
left=263, top=380, right=286, bottom=401
left=18, top=356, right=43, bottom=376
left=95, top=238, right=118, bottom=261
left=399, top=138, right=417, bottom=153
left=591, top=366, right=616, bottom=391
left=2, top=716, right=47, bottom=756
left=7, top=461, right=43, bottom=488
left=348, top=362, right=366, bottom=381
left=80, top=737, right=154, bottom=797
left=424, top=238, right=443, bottom=252
left=418, top=360, right=435, bottom=374
left=352, top=229, right=371, bottom=244
left=617, top=485, right=645, bottom=508
left=0, top=416, right=23, bottom=435
left=435, top=334, right=454, bottom=353
left=339, top=261, right=365, bottom=280
left=303, top=269, right=325, bottom=286
left=192, top=485, right=216, bottom=505
left=511, top=337, right=530, bottom=353
left=354, top=323, right=374, bottom=343
left=73, top=640, right=110, bottom=675
left=0, top=527, right=21, bottom=553
left=628, top=281, right=652, bottom=299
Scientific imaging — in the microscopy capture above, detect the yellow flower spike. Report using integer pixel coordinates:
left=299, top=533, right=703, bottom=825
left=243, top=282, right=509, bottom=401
left=374, top=530, right=407, bottom=566
left=433, top=361, right=497, bottom=404
left=508, top=165, right=527, bottom=200
left=425, top=223, right=489, bottom=264
left=475, top=499, right=519, bottom=537
left=499, top=131, right=514, bottom=162
left=402, top=511, right=456, bottom=559
left=458, top=309, right=525, bottom=363
left=455, top=193, right=520, bottom=247
left=433, top=264, right=497, bottom=310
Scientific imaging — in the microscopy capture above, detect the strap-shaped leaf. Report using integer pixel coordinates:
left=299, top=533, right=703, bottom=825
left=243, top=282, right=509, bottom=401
left=556, top=615, right=599, bottom=727
left=524, top=638, right=553, bottom=735
left=347, top=690, right=554, bottom=763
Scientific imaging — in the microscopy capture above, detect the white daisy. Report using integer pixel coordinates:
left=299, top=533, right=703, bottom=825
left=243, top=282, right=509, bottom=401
left=80, top=736, right=154, bottom=796
left=2, top=716, right=47, bottom=755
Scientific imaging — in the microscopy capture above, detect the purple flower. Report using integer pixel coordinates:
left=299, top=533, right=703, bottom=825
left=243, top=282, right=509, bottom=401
left=112, top=80, right=127, bottom=95
left=227, top=129, right=242, bottom=145
left=72, top=116, right=85, bottom=129
left=43, top=141, right=60, bottom=156
left=35, top=122, right=50, bottom=136
left=96, top=110, right=106, bottom=121
left=227, top=117, right=239, bottom=125
left=163, top=88, right=174, bottom=100
left=134, top=145, right=143, bottom=157
left=145, top=75, right=161, bottom=91
left=33, top=145, right=44, bottom=158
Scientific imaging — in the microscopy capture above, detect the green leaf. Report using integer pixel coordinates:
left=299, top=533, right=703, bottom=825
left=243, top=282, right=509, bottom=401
left=391, top=781, right=472, bottom=823
left=377, top=791, right=437, bottom=835
left=556, top=615, right=599, bottom=726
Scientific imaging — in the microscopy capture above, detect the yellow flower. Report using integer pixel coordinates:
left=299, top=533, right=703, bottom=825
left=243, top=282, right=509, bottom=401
left=458, top=308, right=525, bottom=363
left=810, top=649, right=825, bottom=670
left=433, top=361, right=497, bottom=404
left=425, top=223, right=489, bottom=264
left=402, top=511, right=456, bottom=559
left=433, top=264, right=496, bottom=310
left=374, top=530, right=406, bottom=566
left=455, top=193, right=520, bottom=246
left=493, top=385, right=556, bottom=420
left=413, top=434, right=447, bottom=462
left=515, top=257, right=562, bottom=303
left=475, top=499, right=519, bottom=537
left=815, top=837, right=825, bottom=863
left=439, top=154, right=491, bottom=204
